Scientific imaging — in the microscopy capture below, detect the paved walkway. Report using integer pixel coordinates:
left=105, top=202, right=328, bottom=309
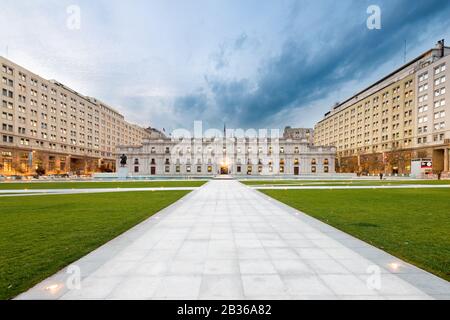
left=17, top=180, right=450, bottom=300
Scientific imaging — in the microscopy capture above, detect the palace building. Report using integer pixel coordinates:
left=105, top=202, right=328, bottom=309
left=1, top=56, right=149, bottom=176
left=116, top=127, right=336, bottom=176
left=314, top=40, right=450, bottom=175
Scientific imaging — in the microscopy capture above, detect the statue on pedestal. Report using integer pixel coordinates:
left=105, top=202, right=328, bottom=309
left=120, top=154, right=128, bottom=167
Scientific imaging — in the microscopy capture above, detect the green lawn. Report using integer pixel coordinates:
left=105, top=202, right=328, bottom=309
left=0, top=190, right=190, bottom=300
left=241, top=179, right=450, bottom=187
left=0, top=180, right=207, bottom=190
left=261, top=188, right=450, bottom=281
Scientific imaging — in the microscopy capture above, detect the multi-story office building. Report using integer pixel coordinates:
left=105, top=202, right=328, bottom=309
left=117, top=127, right=335, bottom=176
left=314, top=40, right=450, bottom=175
left=1, top=56, right=149, bottom=176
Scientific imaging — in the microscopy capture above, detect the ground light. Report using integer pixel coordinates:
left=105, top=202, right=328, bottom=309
left=388, top=262, right=401, bottom=272
left=44, top=283, right=62, bottom=295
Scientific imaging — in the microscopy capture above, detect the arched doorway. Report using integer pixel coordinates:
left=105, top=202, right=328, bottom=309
left=220, top=165, right=229, bottom=175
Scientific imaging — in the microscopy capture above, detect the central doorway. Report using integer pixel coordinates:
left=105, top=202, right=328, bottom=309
left=220, top=166, right=229, bottom=175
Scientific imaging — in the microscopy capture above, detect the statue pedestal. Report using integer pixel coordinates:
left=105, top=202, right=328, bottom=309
left=118, top=167, right=129, bottom=180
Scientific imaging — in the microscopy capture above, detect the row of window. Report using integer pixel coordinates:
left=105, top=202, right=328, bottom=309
left=418, top=64, right=447, bottom=82
left=133, top=158, right=329, bottom=166
left=417, top=134, right=446, bottom=144
left=2, top=62, right=147, bottom=139
left=132, top=165, right=330, bottom=174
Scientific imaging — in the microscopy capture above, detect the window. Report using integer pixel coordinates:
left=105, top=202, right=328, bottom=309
left=311, top=166, right=317, bottom=173
left=311, top=158, right=317, bottom=165
left=2, top=89, right=13, bottom=98
left=434, top=111, right=445, bottom=119
left=134, top=158, right=139, bottom=165
left=2, top=65, right=13, bottom=75
left=324, top=158, right=329, bottom=165
left=434, top=122, right=445, bottom=131
left=418, top=116, right=428, bottom=124
left=197, top=166, right=202, bottom=173
left=207, top=166, right=212, bottom=173
left=418, top=105, right=428, bottom=113
left=418, top=84, right=428, bottom=92
left=2, top=100, right=13, bottom=109
left=435, top=87, right=446, bottom=97
left=1, top=77, right=13, bottom=87
left=324, top=166, right=329, bottom=173
left=134, top=166, right=139, bottom=173
left=435, top=76, right=446, bottom=86
left=418, top=94, right=428, bottom=103
left=435, top=63, right=446, bottom=75
left=165, top=166, right=170, bottom=173
left=237, top=166, right=241, bottom=173
left=434, top=99, right=446, bottom=108
left=419, top=72, right=428, bottom=82
left=2, top=135, right=13, bottom=143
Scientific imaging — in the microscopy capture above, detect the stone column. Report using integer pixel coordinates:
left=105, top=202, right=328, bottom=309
left=66, top=155, right=71, bottom=174
left=445, top=148, right=449, bottom=173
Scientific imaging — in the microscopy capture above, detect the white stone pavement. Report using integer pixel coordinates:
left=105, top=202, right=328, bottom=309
left=17, top=180, right=450, bottom=300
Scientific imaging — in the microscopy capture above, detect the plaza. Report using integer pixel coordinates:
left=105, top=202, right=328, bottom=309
left=1, top=2, right=450, bottom=304
left=12, top=179, right=450, bottom=300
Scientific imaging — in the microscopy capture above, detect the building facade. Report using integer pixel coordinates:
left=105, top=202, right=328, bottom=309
left=283, top=127, right=314, bottom=144
left=314, top=40, right=450, bottom=175
left=1, top=56, right=149, bottom=176
left=117, top=128, right=336, bottom=176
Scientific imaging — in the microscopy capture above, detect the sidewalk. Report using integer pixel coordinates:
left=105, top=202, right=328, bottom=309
left=17, top=180, right=450, bottom=300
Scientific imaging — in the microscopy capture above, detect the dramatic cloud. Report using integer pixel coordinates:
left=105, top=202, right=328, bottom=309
left=1, top=0, right=450, bottom=131
left=173, top=0, right=450, bottom=129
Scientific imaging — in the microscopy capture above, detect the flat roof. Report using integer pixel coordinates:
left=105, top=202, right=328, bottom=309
left=316, top=45, right=450, bottom=125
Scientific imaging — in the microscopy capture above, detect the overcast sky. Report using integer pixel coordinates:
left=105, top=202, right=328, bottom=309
left=1, top=0, right=450, bottom=132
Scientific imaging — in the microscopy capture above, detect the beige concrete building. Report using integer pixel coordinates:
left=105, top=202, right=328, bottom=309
left=1, top=56, right=149, bottom=176
left=117, top=127, right=335, bottom=177
left=314, top=40, right=450, bottom=176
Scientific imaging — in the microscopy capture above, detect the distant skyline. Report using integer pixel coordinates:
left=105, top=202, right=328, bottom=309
left=1, top=0, right=450, bottom=132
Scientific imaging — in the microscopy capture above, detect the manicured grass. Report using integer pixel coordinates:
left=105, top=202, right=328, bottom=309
left=242, top=179, right=450, bottom=187
left=0, top=190, right=190, bottom=300
left=0, top=180, right=207, bottom=190
left=261, top=188, right=450, bottom=281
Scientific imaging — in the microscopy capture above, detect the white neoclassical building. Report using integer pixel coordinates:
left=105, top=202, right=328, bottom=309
left=116, top=127, right=336, bottom=177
